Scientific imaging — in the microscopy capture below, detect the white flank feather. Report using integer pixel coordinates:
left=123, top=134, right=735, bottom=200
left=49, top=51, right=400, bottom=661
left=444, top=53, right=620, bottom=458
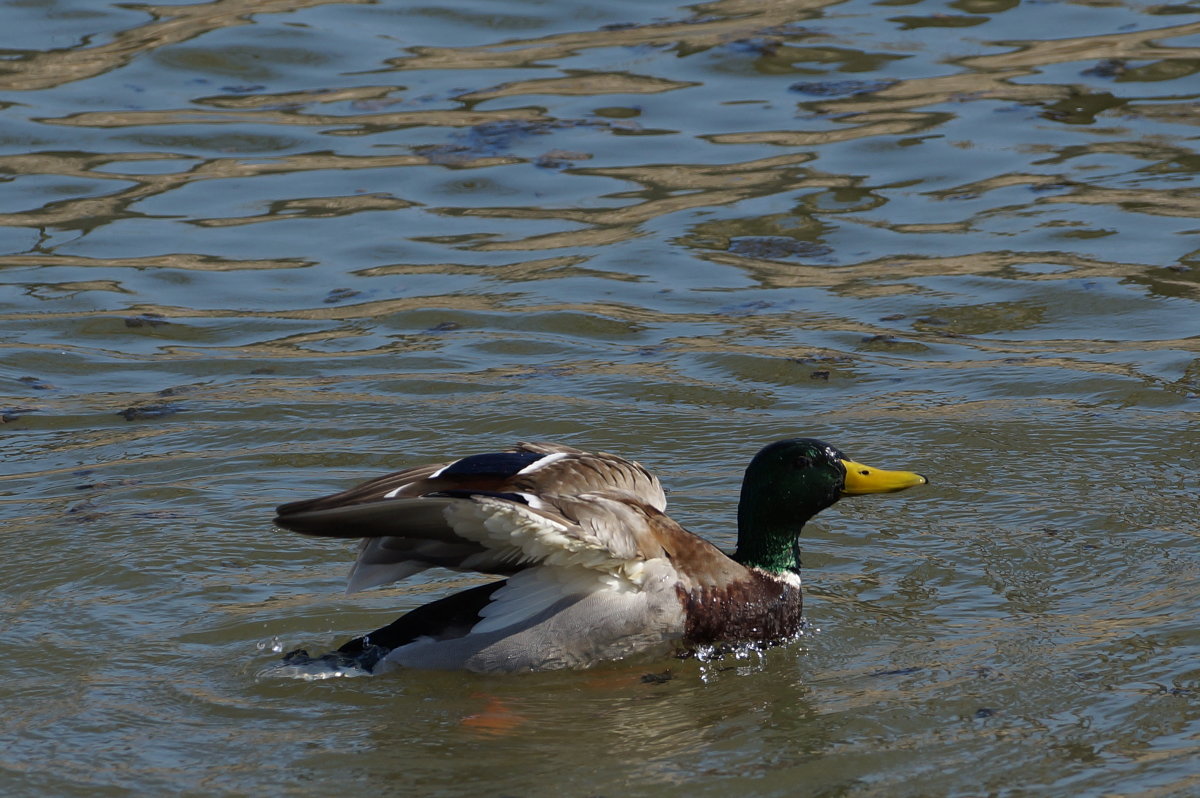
left=471, top=566, right=633, bottom=635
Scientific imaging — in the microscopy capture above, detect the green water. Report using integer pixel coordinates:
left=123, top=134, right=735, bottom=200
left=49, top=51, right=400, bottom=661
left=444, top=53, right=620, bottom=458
left=2, top=0, right=1198, bottom=795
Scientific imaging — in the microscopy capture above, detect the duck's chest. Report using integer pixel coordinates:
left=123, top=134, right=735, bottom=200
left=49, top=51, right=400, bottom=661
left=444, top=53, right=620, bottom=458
left=675, top=570, right=804, bottom=648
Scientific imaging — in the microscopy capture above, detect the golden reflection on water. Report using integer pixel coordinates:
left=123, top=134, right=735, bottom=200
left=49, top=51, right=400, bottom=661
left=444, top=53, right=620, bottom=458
left=2, top=0, right=372, bottom=91
left=386, top=0, right=841, bottom=71
left=0, top=252, right=308, bottom=271
left=2, top=0, right=1199, bottom=796
left=45, top=106, right=548, bottom=131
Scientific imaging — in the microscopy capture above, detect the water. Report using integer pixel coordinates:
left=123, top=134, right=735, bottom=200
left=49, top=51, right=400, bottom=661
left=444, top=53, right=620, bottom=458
left=2, top=0, right=1198, bottom=794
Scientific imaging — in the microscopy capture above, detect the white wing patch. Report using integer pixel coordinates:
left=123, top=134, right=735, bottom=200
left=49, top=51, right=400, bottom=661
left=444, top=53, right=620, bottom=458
left=516, top=492, right=554, bottom=512
left=515, top=452, right=569, bottom=475
left=425, top=462, right=455, bottom=479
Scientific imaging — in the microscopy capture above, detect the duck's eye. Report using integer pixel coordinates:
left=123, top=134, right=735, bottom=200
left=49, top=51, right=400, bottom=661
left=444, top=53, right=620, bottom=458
left=793, top=455, right=813, bottom=469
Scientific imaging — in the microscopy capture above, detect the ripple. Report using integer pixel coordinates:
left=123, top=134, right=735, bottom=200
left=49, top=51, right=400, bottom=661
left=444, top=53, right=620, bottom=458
left=1, top=0, right=1198, bottom=795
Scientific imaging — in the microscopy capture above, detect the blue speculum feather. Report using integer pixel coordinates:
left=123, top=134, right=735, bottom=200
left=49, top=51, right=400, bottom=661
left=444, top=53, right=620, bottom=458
left=439, top=451, right=544, bottom=477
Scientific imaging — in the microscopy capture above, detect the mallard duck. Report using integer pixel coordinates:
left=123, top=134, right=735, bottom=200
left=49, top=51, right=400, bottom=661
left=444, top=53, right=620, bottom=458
left=273, top=438, right=926, bottom=674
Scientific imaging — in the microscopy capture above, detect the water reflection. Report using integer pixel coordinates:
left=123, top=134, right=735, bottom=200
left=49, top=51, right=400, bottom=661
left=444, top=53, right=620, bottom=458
left=2, top=0, right=1199, bottom=795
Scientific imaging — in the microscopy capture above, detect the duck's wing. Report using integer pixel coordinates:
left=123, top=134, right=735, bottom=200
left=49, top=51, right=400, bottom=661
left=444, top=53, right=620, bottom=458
left=274, top=442, right=664, bottom=515
left=274, top=442, right=685, bottom=593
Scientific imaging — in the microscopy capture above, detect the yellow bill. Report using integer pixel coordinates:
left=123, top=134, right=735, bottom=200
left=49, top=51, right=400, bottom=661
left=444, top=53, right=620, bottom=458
left=840, top=459, right=928, bottom=495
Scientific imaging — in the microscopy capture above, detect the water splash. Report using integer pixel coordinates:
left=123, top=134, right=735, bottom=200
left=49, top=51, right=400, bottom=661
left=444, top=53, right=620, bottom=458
left=255, top=661, right=371, bottom=681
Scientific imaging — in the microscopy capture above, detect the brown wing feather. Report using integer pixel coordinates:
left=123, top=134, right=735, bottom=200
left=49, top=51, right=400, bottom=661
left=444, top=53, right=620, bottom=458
left=634, top=504, right=749, bottom=590
left=276, top=442, right=663, bottom=515
left=273, top=441, right=717, bottom=593
left=508, top=443, right=666, bottom=511
left=275, top=462, right=450, bottom=515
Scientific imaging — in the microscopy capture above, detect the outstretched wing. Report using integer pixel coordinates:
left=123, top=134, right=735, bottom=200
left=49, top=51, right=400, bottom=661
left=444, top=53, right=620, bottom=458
left=273, top=442, right=673, bottom=592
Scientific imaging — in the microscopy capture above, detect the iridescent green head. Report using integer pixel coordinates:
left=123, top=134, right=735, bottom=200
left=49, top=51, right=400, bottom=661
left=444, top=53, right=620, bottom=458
left=734, top=438, right=927, bottom=573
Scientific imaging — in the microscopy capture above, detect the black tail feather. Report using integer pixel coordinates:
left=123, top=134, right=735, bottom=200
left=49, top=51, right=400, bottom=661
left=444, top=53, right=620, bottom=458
left=283, top=581, right=505, bottom=673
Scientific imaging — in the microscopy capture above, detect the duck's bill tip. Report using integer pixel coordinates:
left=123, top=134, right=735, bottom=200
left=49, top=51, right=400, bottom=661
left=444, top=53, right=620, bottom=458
left=839, top=459, right=928, bottom=495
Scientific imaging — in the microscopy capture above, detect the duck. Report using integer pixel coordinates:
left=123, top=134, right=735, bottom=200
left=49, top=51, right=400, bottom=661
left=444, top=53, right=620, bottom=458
left=273, top=438, right=926, bottom=674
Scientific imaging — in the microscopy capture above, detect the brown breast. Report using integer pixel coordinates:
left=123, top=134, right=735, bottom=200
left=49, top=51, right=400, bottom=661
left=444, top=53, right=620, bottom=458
left=675, top=570, right=803, bottom=651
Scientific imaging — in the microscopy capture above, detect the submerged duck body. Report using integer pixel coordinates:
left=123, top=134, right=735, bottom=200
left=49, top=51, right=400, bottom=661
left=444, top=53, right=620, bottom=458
left=273, top=438, right=926, bottom=674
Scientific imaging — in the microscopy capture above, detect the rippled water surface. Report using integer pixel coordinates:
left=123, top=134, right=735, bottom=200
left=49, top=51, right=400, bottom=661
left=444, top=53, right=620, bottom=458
left=3, top=0, right=1199, bottom=794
